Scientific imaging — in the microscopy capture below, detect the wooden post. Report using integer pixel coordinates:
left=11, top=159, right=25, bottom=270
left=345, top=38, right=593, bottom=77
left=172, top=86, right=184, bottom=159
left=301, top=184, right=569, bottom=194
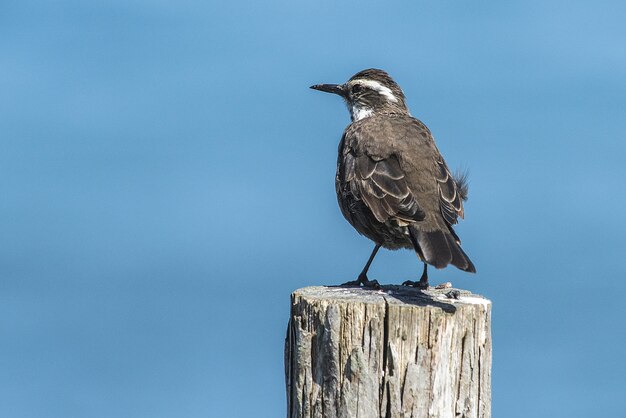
left=285, top=286, right=491, bottom=418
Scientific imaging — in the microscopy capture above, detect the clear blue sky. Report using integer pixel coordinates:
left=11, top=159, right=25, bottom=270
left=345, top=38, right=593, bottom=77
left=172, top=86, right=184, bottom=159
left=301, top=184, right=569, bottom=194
left=2, top=0, right=625, bottom=417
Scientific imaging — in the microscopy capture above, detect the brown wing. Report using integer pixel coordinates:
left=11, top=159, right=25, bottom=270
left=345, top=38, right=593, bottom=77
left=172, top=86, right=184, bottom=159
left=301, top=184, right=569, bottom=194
left=341, top=149, right=425, bottom=224
left=435, top=157, right=467, bottom=226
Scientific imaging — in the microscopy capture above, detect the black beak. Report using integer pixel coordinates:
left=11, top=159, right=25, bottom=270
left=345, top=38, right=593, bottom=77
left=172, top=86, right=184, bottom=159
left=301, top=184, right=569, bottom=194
left=310, top=83, right=345, bottom=96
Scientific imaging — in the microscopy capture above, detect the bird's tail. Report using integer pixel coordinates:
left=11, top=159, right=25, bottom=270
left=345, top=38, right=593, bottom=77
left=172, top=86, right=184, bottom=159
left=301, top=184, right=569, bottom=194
left=408, top=227, right=476, bottom=273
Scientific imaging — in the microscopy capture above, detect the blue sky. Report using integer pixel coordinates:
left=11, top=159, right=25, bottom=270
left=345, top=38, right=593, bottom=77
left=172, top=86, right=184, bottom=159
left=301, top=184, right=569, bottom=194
left=1, top=0, right=625, bottom=417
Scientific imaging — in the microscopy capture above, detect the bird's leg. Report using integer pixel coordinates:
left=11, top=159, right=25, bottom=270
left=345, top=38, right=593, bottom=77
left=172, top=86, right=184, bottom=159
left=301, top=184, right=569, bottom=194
left=403, top=263, right=429, bottom=289
left=342, top=244, right=381, bottom=289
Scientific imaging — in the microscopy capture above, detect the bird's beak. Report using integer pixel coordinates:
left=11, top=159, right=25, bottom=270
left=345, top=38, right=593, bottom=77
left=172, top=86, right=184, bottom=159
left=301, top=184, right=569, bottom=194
left=310, top=83, right=345, bottom=97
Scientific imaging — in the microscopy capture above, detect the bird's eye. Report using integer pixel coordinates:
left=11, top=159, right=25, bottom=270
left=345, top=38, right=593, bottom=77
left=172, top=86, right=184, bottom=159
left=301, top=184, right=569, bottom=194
left=351, top=84, right=362, bottom=94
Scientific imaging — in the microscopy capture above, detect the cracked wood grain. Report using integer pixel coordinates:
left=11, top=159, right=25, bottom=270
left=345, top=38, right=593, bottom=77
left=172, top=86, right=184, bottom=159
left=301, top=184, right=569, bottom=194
left=285, top=286, right=491, bottom=418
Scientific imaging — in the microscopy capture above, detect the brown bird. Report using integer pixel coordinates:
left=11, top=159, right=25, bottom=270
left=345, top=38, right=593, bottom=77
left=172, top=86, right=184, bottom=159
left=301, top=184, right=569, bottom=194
left=311, top=69, right=476, bottom=289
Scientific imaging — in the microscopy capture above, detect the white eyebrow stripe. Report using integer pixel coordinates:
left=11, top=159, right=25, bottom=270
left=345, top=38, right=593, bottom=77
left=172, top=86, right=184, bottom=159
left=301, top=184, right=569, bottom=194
left=352, top=79, right=398, bottom=103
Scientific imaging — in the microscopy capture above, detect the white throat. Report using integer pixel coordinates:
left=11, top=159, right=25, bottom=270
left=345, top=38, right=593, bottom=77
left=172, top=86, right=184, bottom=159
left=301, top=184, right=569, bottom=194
left=350, top=103, right=374, bottom=121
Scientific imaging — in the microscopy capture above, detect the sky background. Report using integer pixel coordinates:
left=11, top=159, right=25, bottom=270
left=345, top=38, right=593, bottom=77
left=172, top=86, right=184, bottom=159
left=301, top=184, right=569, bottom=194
left=1, top=0, right=625, bottom=417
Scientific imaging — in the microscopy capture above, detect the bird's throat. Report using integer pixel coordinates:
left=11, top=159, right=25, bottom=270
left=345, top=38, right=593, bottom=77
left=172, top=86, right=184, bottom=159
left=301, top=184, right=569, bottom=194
left=350, top=103, right=374, bottom=121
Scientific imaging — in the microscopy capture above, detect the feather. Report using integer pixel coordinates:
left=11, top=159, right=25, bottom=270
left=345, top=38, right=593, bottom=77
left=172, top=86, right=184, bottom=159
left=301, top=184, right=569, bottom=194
left=436, top=158, right=468, bottom=224
left=453, top=169, right=469, bottom=202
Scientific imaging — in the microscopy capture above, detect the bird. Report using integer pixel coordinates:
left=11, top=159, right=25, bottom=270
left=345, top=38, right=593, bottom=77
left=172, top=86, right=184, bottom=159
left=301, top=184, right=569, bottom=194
left=310, top=68, right=476, bottom=289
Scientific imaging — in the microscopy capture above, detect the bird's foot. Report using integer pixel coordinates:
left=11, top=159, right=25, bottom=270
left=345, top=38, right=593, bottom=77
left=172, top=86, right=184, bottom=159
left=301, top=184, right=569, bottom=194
left=402, top=279, right=429, bottom=290
left=342, top=273, right=381, bottom=290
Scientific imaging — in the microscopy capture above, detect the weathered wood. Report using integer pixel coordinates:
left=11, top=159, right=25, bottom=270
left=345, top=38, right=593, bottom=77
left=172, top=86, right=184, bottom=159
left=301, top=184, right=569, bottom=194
left=285, top=286, right=491, bottom=418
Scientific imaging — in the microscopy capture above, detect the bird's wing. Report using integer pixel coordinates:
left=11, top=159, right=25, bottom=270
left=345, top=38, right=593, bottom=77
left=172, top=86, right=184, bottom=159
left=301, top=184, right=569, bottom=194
left=435, top=157, right=467, bottom=225
left=341, top=116, right=468, bottom=228
left=393, top=116, right=468, bottom=227
left=340, top=142, right=425, bottom=225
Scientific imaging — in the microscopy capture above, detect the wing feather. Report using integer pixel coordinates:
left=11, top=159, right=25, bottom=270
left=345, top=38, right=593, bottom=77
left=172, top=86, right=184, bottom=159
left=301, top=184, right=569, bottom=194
left=348, top=152, right=425, bottom=224
left=435, top=157, right=467, bottom=226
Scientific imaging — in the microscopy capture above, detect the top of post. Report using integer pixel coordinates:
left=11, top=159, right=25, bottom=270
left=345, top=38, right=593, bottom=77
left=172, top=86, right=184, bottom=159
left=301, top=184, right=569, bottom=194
left=291, top=285, right=490, bottom=313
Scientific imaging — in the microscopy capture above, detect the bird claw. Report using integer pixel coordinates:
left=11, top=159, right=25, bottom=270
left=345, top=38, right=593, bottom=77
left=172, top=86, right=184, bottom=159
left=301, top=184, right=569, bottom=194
left=341, top=279, right=361, bottom=287
left=363, top=279, right=381, bottom=290
left=402, top=279, right=429, bottom=290
left=342, top=274, right=381, bottom=290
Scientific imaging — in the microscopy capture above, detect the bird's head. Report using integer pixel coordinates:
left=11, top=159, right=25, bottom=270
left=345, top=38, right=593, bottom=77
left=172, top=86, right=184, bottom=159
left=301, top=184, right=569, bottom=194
left=310, top=68, right=409, bottom=122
